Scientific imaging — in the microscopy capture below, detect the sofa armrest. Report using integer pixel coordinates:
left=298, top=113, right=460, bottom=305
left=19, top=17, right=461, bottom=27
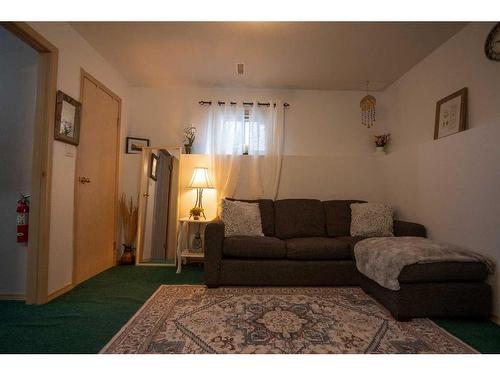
left=393, top=220, right=427, bottom=237
left=203, top=219, right=225, bottom=287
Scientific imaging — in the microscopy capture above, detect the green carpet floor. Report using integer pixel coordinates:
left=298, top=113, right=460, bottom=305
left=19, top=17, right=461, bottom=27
left=0, top=265, right=499, bottom=353
left=0, top=265, right=203, bottom=354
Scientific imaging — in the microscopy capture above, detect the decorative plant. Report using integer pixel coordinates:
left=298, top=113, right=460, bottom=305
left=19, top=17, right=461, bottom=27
left=119, top=194, right=139, bottom=250
left=183, top=126, right=196, bottom=154
left=190, top=206, right=204, bottom=218
left=374, top=133, right=391, bottom=147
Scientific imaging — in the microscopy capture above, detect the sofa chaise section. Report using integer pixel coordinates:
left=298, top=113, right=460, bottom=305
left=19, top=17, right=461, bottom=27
left=360, top=273, right=491, bottom=320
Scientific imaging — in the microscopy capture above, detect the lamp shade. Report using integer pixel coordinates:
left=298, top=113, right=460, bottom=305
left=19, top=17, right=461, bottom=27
left=188, top=167, right=214, bottom=189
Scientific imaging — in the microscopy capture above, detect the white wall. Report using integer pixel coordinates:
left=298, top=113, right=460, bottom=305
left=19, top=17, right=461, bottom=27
left=123, top=86, right=385, bottom=216
left=0, top=27, right=39, bottom=295
left=28, top=22, right=131, bottom=294
left=379, top=22, right=500, bottom=316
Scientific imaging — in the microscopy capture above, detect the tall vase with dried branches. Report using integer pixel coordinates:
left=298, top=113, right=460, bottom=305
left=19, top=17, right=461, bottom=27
left=119, top=195, right=138, bottom=265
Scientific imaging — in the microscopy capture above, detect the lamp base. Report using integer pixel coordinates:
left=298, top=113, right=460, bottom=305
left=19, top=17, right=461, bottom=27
left=189, top=188, right=206, bottom=219
left=191, top=232, right=203, bottom=252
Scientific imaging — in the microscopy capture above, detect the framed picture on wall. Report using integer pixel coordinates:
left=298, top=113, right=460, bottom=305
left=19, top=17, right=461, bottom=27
left=126, top=137, right=150, bottom=154
left=434, top=87, right=468, bottom=140
left=54, top=90, right=81, bottom=145
left=149, top=152, right=159, bottom=181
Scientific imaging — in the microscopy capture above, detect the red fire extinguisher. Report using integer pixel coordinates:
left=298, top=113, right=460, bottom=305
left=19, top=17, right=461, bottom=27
left=17, top=194, right=30, bottom=244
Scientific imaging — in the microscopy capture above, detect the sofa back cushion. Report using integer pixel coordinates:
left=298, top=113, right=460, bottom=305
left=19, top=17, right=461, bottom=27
left=274, top=199, right=326, bottom=239
left=285, top=237, right=351, bottom=260
left=226, top=198, right=275, bottom=236
left=323, top=200, right=366, bottom=237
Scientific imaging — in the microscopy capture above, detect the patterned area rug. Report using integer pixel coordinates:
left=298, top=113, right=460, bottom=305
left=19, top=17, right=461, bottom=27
left=101, top=286, right=476, bottom=354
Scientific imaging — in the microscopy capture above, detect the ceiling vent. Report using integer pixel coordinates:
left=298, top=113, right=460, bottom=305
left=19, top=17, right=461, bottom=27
left=237, top=63, right=244, bottom=75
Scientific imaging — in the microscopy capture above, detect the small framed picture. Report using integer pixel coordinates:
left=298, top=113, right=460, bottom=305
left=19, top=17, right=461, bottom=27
left=149, top=153, right=159, bottom=181
left=126, top=137, right=150, bottom=154
left=54, top=91, right=81, bottom=146
left=434, top=88, right=468, bottom=140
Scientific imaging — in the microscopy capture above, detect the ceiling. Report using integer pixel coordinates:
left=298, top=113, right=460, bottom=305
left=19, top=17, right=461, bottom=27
left=71, top=22, right=466, bottom=91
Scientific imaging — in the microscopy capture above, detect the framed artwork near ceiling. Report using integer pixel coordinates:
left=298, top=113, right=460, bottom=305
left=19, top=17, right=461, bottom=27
left=434, top=87, right=468, bottom=140
left=126, top=136, right=150, bottom=154
left=54, top=90, right=81, bottom=146
left=149, top=152, right=159, bottom=181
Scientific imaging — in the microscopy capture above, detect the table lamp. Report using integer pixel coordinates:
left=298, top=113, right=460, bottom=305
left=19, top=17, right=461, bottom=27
left=187, top=167, right=214, bottom=219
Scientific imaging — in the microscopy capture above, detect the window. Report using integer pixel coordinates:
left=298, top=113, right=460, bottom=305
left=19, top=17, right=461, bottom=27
left=206, top=101, right=284, bottom=200
left=206, top=104, right=271, bottom=156
left=243, top=108, right=266, bottom=155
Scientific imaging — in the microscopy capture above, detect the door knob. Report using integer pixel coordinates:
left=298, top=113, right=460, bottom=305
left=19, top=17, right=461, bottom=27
left=79, top=176, right=91, bottom=184
left=143, top=193, right=150, bottom=198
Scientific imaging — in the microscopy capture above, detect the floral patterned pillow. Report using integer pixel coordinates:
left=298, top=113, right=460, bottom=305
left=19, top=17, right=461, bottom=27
left=350, top=203, right=394, bottom=237
left=221, top=199, right=265, bottom=237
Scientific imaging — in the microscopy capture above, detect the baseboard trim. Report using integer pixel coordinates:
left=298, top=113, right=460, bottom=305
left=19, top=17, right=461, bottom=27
left=47, top=283, right=73, bottom=302
left=0, top=293, right=25, bottom=301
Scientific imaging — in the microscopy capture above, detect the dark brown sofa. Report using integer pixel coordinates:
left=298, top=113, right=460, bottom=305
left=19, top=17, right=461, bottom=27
left=204, top=199, right=491, bottom=320
left=204, top=199, right=424, bottom=287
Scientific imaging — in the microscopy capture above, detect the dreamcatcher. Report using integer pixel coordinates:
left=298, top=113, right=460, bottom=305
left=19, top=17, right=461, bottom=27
left=360, top=81, right=376, bottom=128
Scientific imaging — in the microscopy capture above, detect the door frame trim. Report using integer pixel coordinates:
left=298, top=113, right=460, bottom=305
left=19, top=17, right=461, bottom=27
left=0, top=22, right=58, bottom=304
left=72, top=69, right=122, bottom=285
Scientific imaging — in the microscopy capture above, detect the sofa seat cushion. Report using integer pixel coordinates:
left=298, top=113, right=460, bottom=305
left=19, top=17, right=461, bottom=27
left=223, top=236, right=286, bottom=259
left=286, top=237, right=351, bottom=260
left=275, top=199, right=326, bottom=239
left=399, top=262, right=489, bottom=283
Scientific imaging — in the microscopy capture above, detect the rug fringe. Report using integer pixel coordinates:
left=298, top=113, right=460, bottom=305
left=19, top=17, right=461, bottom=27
left=99, top=285, right=204, bottom=353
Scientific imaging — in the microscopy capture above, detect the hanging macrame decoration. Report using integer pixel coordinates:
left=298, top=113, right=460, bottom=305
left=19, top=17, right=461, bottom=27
left=360, top=81, right=376, bottom=128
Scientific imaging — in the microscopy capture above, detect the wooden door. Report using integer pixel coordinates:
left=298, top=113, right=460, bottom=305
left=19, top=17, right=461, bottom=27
left=73, top=73, right=120, bottom=285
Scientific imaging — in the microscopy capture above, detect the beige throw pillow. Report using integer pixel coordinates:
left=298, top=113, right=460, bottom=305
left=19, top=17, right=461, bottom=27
left=221, top=199, right=264, bottom=237
left=350, top=203, right=394, bottom=237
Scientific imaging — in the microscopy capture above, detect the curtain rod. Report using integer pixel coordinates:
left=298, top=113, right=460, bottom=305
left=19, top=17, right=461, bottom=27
left=198, top=100, right=290, bottom=107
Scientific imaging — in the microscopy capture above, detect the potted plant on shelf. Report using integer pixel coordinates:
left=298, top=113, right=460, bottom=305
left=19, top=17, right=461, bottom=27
left=189, top=207, right=204, bottom=220
left=374, top=133, right=390, bottom=154
left=119, top=194, right=138, bottom=265
left=183, top=126, right=196, bottom=154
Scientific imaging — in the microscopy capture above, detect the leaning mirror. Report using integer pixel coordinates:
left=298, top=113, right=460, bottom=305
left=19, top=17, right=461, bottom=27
left=136, top=147, right=180, bottom=266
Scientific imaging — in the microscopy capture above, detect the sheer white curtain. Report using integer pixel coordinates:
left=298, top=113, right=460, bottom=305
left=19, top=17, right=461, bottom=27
left=205, top=101, right=285, bottom=211
left=245, top=102, right=285, bottom=199
left=205, top=103, right=244, bottom=209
